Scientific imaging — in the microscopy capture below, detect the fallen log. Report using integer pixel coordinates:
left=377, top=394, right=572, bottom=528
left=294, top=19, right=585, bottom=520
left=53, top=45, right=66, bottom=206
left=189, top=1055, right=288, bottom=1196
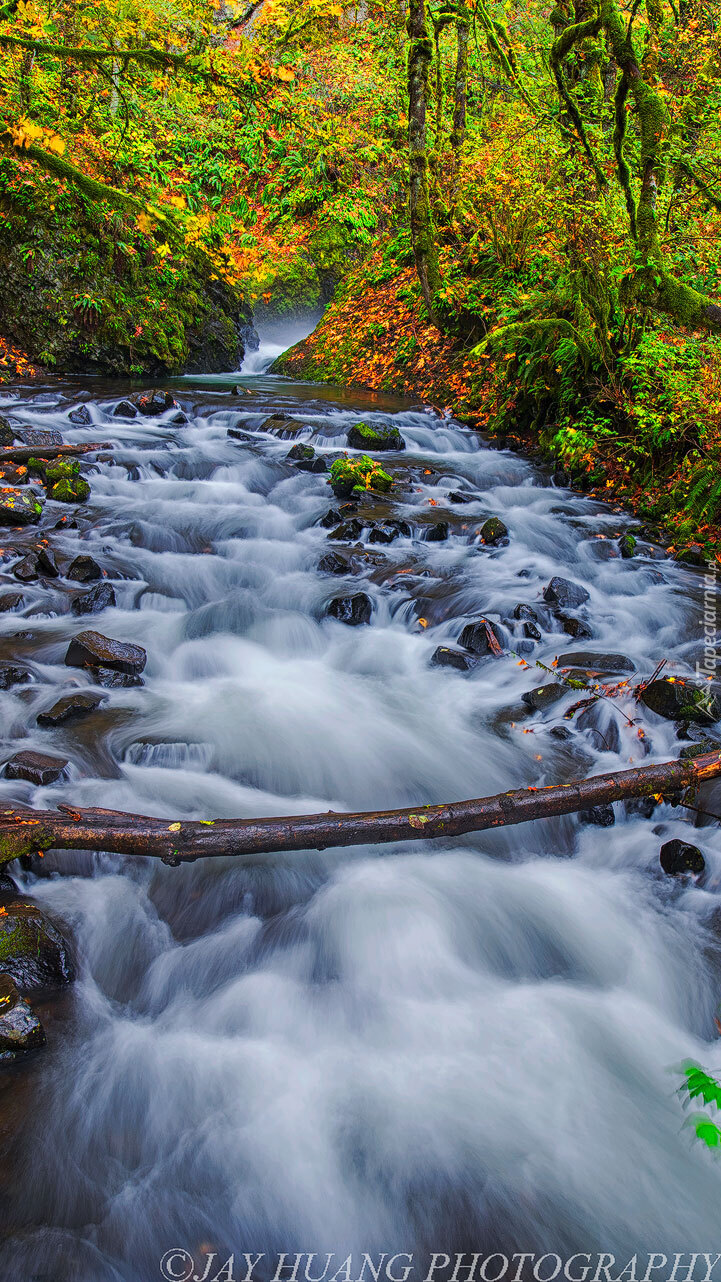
left=1, top=751, right=719, bottom=866
left=0, top=443, right=113, bottom=466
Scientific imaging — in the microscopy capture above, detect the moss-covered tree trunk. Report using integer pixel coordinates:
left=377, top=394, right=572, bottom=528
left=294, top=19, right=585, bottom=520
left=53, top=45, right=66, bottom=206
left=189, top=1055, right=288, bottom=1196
left=407, top=0, right=443, bottom=326
left=601, top=0, right=721, bottom=332
left=450, top=0, right=469, bottom=157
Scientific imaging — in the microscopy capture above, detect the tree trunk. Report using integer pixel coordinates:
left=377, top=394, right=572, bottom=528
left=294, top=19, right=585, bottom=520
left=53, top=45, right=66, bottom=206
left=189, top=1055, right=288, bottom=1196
left=450, top=1, right=469, bottom=158
left=407, top=0, right=443, bottom=325
left=1, top=752, right=718, bottom=866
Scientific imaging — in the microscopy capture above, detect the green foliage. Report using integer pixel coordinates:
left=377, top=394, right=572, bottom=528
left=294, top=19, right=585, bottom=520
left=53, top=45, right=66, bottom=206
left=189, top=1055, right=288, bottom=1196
left=677, top=1062, right=721, bottom=1151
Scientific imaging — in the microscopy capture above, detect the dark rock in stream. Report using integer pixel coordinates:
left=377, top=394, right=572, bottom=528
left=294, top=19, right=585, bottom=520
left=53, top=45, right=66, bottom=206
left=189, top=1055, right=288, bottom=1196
left=522, top=683, right=567, bottom=712
left=523, top=621, right=542, bottom=641
left=319, top=508, right=342, bottom=529
left=37, top=690, right=105, bottom=727
left=426, top=522, right=449, bottom=542
left=431, top=646, right=475, bottom=672
left=318, top=552, right=350, bottom=575
left=65, top=630, right=147, bottom=676
left=329, top=519, right=363, bottom=542
left=34, top=546, right=59, bottom=577
left=68, top=405, right=93, bottom=425
left=71, top=582, right=117, bottom=615
left=0, top=901, right=74, bottom=992
left=557, top=613, right=593, bottom=640
left=263, top=414, right=307, bottom=438
left=134, top=390, right=179, bottom=416
left=0, top=975, right=45, bottom=1062
left=544, top=576, right=590, bottom=609
left=556, top=652, right=636, bottom=675
left=639, top=678, right=720, bottom=724
left=458, top=618, right=505, bottom=657
left=66, top=554, right=103, bottom=582
left=12, top=554, right=39, bottom=582
left=14, top=428, right=63, bottom=448
left=448, top=491, right=473, bottom=504
left=326, top=593, right=373, bottom=626
left=0, top=664, right=31, bottom=690
left=679, top=738, right=721, bottom=759
left=369, top=525, right=399, bottom=545
left=659, top=839, right=705, bottom=876
left=112, top=399, right=138, bottom=419
left=5, top=750, right=68, bottom=785
left=480, top=517, right=509, bottom=545
left=85, top=665, right=144, bottom=689
left=0, top=489, right=44, bottom=526
left=346, top=423, right=405, bottom=451
left=0, top=592, right=23, bottom=612
left=0, top=873, right=19, bottom=903
left=618, top=534, right=637, bottom=558
left=579, top=804, right=616, bottom=827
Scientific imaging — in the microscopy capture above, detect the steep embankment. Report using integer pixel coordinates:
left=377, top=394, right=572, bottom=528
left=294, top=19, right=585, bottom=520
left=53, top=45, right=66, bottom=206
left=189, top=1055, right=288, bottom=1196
left=0, top=161, right=254, bottom=378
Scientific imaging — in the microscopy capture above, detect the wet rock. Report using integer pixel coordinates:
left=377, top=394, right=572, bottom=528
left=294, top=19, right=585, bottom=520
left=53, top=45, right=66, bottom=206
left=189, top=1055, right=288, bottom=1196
left=112, top=399, right=138, bottom=418
left=557, top=613, right=592, bottom=640
left=624, top=796, right=657, bottom=819
left=618, top=533, right=637, bottom=558
left=66, top=554, right=103, bottom=582
left=523, top=621, right=542, bottom=641
left=522, top=683, right=566, bottom=712
left=68, top=404, right=93, bottom=425
left=0, top=463, right=30, bottom=486
left=287, top=443, right=326, bottom=473
left=13, top=554, right=39, bottom=582
left=0, top=592, right=23, bottom=612
left=675, top=544, right=708, bottom=568
left=65, top=630, right=147, bottom=676
left=346, top=423, right=405, bottom=451
left=329, top=519, right=363, bottom=542
left=71, top=582, right=116, bottom=615
left=0, top=665, right=31, bottom=691
left=318, top=552, right=350, bottom=575
left=0, top=874, right=18, bottom=903
left=326, top=593, right=373, bottom=626
left=513, top=603, right=540, bottom=623
left=640, top=678, right=720, bottom=724
left=85, top=665, right=144, bottom=689
left=37, top=691, right=105, bottom=727
left=262, top=414, right=306, bottom=437
left=579, top=804, right=615, bottom=827
left=448, top=490, right=473, bottom=504
left=458, top=618, right=505, bottom=657
left=431, top=646, right=475, bottom=672
left=170, top=410, right=189, bottom=426
left=0, top=416, right=16, bottom=446
left=0, top=975, right=45, bottom=1060
left=5, top=750, right=68, bottom=785
left=550, top=725, right=573, bottom=741
left=544, top=576, right=590, bottom=609
left=0, top=901, right=74, bottom=992
left=369, top=525, right=399, bottom=545
left=134, top=389, right=179, bottom=416
left=659, top=839, right=705, bottom=876
left=286, top=443, right=314, bottom=463
left=34, top=546, right=59, bottom=577
left=0, top=489, right=44, bottom=526
left=556, top=652, right=636, bottom=675
left=319, top=508, right=342, bottom=529
left=480, top=517, right=509, bottom=545
left=45, top=459, right=90, bottom=504
left=426, top=522, right=449, bottom=542
left=14, top=427, right=63, bottom=448
left=680, top=738, right=721, bottom=759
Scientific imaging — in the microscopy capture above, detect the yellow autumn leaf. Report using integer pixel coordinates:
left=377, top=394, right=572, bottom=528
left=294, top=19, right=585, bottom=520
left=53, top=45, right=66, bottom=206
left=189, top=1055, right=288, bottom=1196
left=156, top=242, right=172, bottom=258
left=136, top=213, right=153, bottom=234
left=168, top=195, right=186, bottom=210
left=168, top=822, right=181, bottom=832
left=276, top=66, right=295, bottom=81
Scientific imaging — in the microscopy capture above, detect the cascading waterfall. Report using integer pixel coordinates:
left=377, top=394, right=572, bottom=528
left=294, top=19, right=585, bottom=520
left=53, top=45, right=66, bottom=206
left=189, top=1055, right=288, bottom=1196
left=0, top=369, right=720, bottom=1282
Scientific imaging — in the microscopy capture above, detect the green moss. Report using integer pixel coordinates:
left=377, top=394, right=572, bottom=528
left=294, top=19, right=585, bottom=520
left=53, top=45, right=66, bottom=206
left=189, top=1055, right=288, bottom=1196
left=43, top=458, right=91, bottom=503
left=329, top=454, right=393, bottom=497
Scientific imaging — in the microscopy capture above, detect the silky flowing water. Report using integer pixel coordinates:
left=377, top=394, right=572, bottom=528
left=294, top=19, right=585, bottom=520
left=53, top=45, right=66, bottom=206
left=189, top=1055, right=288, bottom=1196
left=1, top=336, right=721, bottom=1280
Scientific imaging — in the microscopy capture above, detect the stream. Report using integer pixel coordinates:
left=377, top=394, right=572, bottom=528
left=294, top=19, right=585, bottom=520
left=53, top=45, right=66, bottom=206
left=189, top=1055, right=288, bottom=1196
left=1, top=334, right=721, bottom=1279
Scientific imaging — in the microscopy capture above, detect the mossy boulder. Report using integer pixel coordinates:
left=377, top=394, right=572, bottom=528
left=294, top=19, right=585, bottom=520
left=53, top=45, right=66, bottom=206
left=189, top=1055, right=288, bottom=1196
left=0, top=489, right=44, bottom=526
left=0, top=974, right=46, bottom=1062
left=480, top=517, right=509, bottom=545
left=346, top=422, right=405, bottom=452
left=329, top=455, right=393, bottom=498
left=640, top=677, right=720, bottom=724
left=43, top=458, right=90, bottom=504
left=0, top=901, right=74, bottom=993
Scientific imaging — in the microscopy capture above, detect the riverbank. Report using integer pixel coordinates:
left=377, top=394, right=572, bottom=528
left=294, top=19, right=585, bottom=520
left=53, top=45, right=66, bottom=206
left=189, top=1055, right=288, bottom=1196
left=276, top=248, right=721, bottom=566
